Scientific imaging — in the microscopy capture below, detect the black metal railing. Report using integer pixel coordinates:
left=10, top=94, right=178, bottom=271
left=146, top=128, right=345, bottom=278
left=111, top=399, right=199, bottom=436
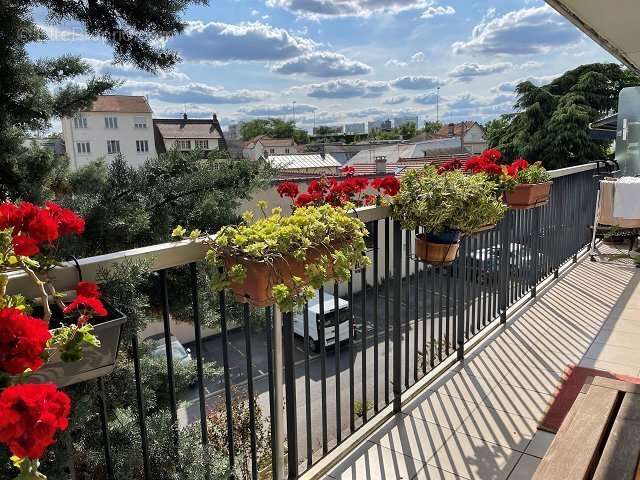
left=11, top=164, right=599, bottom=480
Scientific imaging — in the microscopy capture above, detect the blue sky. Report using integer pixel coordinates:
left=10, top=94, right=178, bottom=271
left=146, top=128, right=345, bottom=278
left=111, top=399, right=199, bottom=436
left=32, top=0, right=616, bottom=131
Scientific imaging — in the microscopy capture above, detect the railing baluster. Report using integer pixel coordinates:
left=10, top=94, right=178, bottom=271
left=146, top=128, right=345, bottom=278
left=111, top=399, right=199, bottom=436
left=97, top=377, right=114, bottom=480
left=333, top=282, right=341, bottom=444
left=392, top=220, right=402, bottom=412
left=303, top=303, right=312, bottom=468
left=283, top=311, right=298, bottom=479
left=429, top=263, right=435, bottom=368
left=243, top=304, right=258, bottom=480
left=189, top=263, right=208, bottom=446
left=438, top=264, right=444, bottom=362
left=499, top=215, right=509, bottom=325
left=265, top=306, right=278, bottom=478
left=413, top=229, right=419, bottom=382
left=361, top=265, right=368, bottom=423
left=404, top=230, right=410, bottom=388
left=132, top=336, right=151, bottom=480
left=218, top=284, right=235, bottom=472
left=445, top=262, right=451, bottom=356
left=318, top=285, right=328, bottom=453
left=348, top=278, right=355, bottom=434
left=159, top=269, right=179, bottom=462
left=384, top=218, right=390, bottom=406
left=456, top=240, right=467, bottom=361
left=422, top=253, right=428, bottom=375
left=373, top=221, right=380, bottom=412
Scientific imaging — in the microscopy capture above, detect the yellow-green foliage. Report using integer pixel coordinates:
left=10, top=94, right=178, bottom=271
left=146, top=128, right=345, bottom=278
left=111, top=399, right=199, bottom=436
left=206, top=204, right=370, bottom=312
left=392, top=166, right=507, bottom=233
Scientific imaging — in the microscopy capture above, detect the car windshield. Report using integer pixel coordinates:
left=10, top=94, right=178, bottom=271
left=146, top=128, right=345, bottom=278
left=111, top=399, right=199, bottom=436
left=318, top=308, right=350, bottom=328
left=151, top=340, right=189, bottom=362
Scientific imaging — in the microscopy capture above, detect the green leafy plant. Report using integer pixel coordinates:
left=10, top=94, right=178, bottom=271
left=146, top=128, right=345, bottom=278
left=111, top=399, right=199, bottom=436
left=392, top=166, right=507, bottom=234
left=183, top=203, right=369, bottom=312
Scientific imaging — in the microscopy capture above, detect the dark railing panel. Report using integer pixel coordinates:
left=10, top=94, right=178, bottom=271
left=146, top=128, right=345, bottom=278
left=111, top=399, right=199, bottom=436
left=56, top=167, right=599, bottom=480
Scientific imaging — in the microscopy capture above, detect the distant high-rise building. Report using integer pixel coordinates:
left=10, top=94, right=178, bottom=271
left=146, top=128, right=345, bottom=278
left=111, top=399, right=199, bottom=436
left=345, top=123, right=366, bottom=134
left=368, top=119, right=393, bottom=133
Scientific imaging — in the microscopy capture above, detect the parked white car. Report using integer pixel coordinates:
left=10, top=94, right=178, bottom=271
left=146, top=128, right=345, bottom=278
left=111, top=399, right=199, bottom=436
left=293, top=292, right=352, bottom=352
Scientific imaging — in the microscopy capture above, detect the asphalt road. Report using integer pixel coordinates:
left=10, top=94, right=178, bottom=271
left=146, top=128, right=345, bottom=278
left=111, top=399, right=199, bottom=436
left=177, top=271, right=500, bottom=465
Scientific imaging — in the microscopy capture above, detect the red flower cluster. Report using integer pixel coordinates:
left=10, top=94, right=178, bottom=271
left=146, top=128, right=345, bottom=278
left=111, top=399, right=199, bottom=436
left=0, top=202, right=85, bottom=257
left=290, top=174, right=400, bottom=208
left=506, top=158, right=529, bottom=177
left=0, top=383, right=70, bottom=459
left=437, top=158, right=463, bottom=174
left=371, top=176, right=400, bottom=196
left=0, top=308, right=51, bottom=375
left=63, top=281, right=107, bottom=318
left=276, top=181, right=299, bottom=200
left=464, top=149, right=505, bottom=177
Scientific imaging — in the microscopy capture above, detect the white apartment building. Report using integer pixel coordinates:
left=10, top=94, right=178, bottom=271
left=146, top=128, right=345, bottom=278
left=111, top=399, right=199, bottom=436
left=62, top=95, right=156, bottom=169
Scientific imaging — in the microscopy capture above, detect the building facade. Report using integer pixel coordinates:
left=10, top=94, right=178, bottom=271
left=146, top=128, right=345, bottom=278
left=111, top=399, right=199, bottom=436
left=345, top=123, right=366, bottom=134
left=61, top=95, right=156, bottom=169
left=153, top=114, right=226, bottom=155
left=242, top=136, right=298, bottom=160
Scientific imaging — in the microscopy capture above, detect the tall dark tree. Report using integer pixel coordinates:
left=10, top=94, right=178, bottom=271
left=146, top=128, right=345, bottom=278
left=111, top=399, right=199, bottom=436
left=487, top=63, right=639, bottom=169
left=0, top=0, right=206, bottom=200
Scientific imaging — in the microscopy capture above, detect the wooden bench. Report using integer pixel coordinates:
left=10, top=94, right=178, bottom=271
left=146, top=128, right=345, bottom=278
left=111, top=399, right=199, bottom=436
left=533, top=376, right=640, bottom=480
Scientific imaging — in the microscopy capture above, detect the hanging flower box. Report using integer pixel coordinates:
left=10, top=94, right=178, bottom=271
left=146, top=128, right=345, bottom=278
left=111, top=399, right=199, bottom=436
left=504, top=181, right=553, bottom=209
left=392, top=166, right=507, bottom=266
left=29, top=301, right=127, bottom=388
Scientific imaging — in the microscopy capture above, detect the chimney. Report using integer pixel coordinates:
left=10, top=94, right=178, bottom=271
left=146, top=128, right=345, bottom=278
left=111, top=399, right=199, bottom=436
left=212, top=113, right=218, bottom=122
left=183, top=113, right=188, bottom=120
left=448, top=123, right=455, bottom=137
left=375, top=155, right=387, bottom=174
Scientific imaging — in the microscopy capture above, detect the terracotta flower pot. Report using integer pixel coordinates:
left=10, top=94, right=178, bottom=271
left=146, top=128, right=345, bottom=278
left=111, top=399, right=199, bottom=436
left=505, top=182, right=552, bottom=209
left=29, top=302, right=127, bottom=387
left=415, top=233, right=460, bottom=264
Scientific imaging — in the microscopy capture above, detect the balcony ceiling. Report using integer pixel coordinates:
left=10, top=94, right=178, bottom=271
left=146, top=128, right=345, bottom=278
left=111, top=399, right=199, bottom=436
left=546, top=0, right=640, bottom=74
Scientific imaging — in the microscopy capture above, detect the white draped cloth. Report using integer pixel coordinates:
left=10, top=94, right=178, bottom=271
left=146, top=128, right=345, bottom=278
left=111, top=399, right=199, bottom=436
left=613, top=176, right=640, bottom=219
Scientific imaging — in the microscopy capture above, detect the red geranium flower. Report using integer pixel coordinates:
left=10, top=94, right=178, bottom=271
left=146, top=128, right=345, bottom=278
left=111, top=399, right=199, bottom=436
left=294, top=193, right=314, bottom=207
left=483, top=163, right=503, bottom=176
left=26, top=209, right=59, bottom=244
left=482, top=149, right=502, bottom=163
left=463, top=156, right=488, bottom=174
left=0, top=383, right=70, bottom=459
left=437, top=158, right=463, bottom=174
left=46, top=202, right=85, bottom=236
left=0, top=203, right=22, bottom=230
left=371, top=176, right=400, bottom=196
left=276, top=181, right=299, bottom=200
left=0, top=308, right=51, bottom=375
left=63, top=296, right=108, bottom=317
left=76, top=281, right=101, bottom=298
left=511, top=158, right=529, bottom=171
left=12, top=235, right=40, bottom=257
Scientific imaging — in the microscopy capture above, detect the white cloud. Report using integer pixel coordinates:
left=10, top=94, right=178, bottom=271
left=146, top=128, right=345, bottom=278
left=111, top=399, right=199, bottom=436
left=385, top=59, right=409, bottom=68
left=452, top=5, right=581, bottom=55
left=265, top=0, right=431, bottom=19
left=391, top=75, right=446, bottom=90
left=421, top=5, right=455, bottom=19
left=414, top=92, right=440, bottom=105
left=84, top=58, right=190, bottom=81
left=294, top=79, right=391, bottom=99
left=448, top=62, right=512, bottom=82
left=167, top=21, right=317, bottom=62
left=239, top=103, right=318, bottom=116
left=411, top=52, right=425, bottom=63
left=118, top=80, right=272, bottom=104
left=489, top=74, right=559, bottom=93
left=446, top=93, right=513, bottom=110
left=272, top=52, right=372, bottom=77
left=521, top=60, right=544, bottom=69
left=383, top=95, right=411, bottom=105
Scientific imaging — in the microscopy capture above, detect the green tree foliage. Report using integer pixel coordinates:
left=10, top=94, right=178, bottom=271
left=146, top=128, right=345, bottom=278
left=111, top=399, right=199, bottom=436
left=487, top=63, right=640, bottom=168
left=240, top=118, right=310, bottom=144
left=0, top=0, right=205, bottom=200
left=423, top=121, right=443, bottom=136
left=398, top=122, right=417, bottom=139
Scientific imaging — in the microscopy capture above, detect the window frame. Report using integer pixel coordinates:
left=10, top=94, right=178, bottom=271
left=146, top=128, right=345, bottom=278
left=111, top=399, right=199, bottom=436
left=107, top=140, right=121, bottom=154
left=134, top=116, right=147, bottom=129
left=73, top=116, right=88, bottom=129
left=76, top=141, right=90, bottom=154
left=136, top=140, right=149, bottom=153
left=104, top=117, right=119, bottom=129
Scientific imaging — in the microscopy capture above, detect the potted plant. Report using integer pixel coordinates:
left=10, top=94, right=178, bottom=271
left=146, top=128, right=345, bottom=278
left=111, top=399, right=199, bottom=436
left=392, top=166, right=507, bottom=264
left=180, top=202, right=369, bottom=312
left=503, top=159, right=552, bottom=209
left=463, top=151, right=552, bottom=209
left=0, top=201, right=123, bottom=479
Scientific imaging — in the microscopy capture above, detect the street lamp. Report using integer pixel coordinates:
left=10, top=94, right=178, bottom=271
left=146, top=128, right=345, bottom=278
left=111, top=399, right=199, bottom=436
left=436, top=87, right=440, bottom=123
left=292, top=101, right=297, bottom=125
